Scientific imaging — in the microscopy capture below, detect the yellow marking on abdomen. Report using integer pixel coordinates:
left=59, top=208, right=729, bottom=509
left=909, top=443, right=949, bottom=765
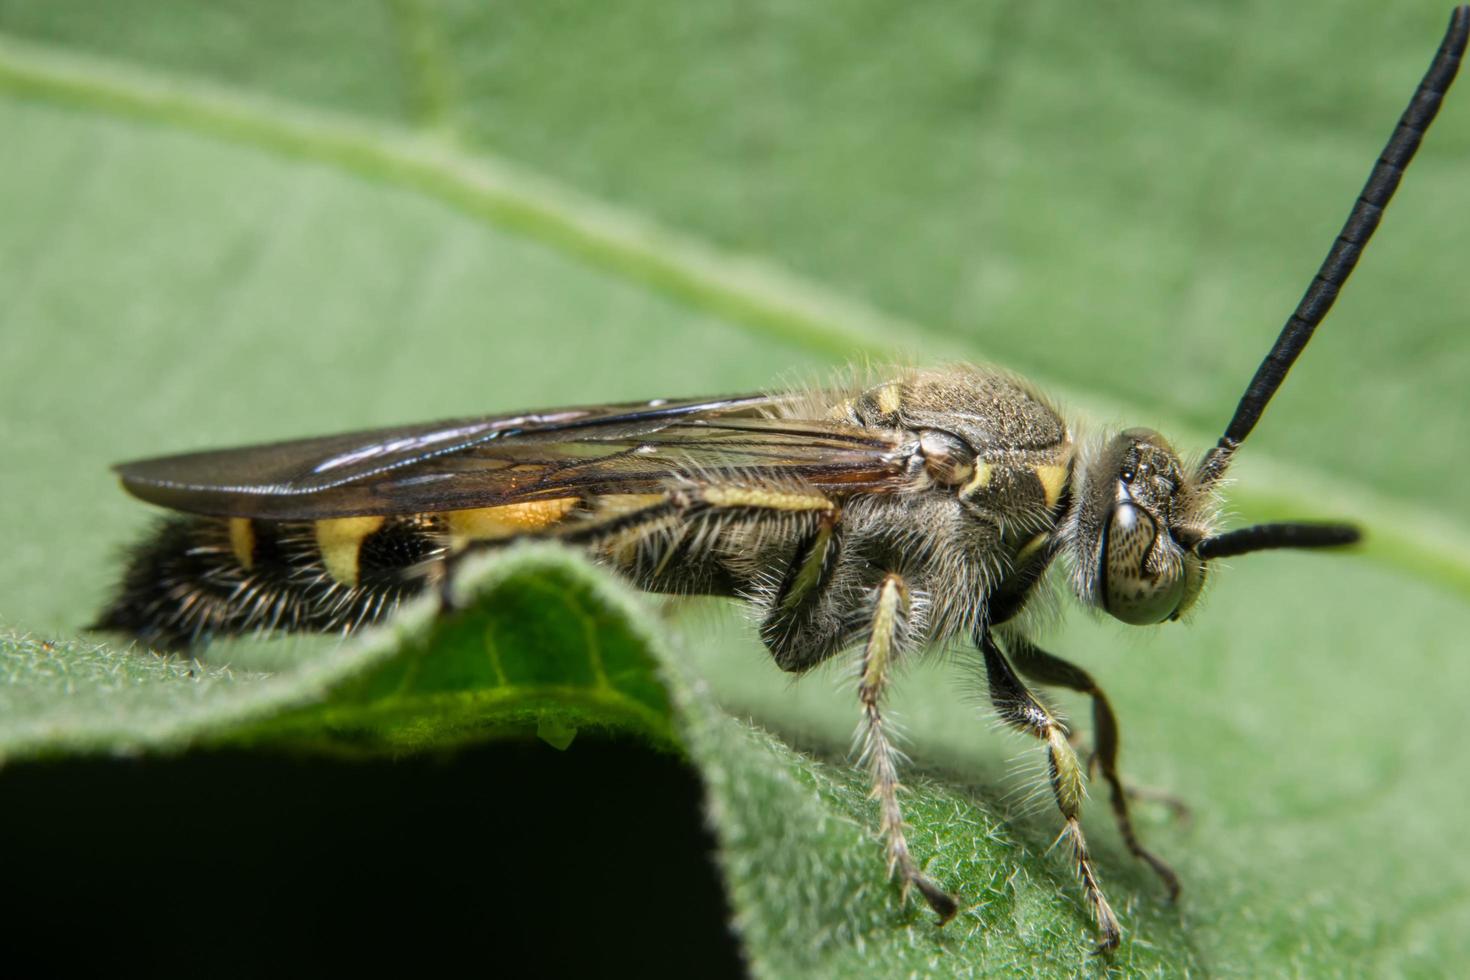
left=315, top=515, right=386, bottom=587
left=1034, top=464, right=1068, bottom=509
left=700, top=486, right=834, bottom=512
left=228, top=518, right=256, bottom=571
left=445, top=498, right=579, bottom=546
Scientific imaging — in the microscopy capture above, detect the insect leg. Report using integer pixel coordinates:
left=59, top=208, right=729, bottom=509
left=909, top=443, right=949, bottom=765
left=522, top=482, right=840, bottom=564
left=438, top=483, right=838, bottom=606
left=435, top=495, right=685, bottom=607
left=1010, top=637, right=1181, bottom=901
left=978, top=629, right=1121, bottom=952
left=859, top=574, right=958, bottom=923
left=563, top=483, right=838, bottom=596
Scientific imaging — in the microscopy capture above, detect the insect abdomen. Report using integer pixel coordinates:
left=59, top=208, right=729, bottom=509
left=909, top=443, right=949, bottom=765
left=94, top=515, right=445, bottom=651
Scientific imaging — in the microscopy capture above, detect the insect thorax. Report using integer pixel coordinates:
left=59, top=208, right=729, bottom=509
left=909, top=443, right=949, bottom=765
left=613, top=368, right=1079, bottom=667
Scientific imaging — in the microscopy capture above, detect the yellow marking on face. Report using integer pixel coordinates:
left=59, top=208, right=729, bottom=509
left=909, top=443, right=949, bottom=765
left=228, top=518, right=256, bottom=571
left=875, top=383, right=903, bottom=415
left=445, top=498, right=579, bottom=545
left=700, top=486, right=834, bottom=512
left=314, top=515, right=386, bottom=587
left=959, top=462, right=993, bottom=497
left=1034, top=464, right=1068, bottom=509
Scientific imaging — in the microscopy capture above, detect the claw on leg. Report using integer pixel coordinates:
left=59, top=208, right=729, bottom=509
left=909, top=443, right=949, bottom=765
left=1059, top=818, right=1121, bottom=954
left=1125, top=783, right=1193, bottom=827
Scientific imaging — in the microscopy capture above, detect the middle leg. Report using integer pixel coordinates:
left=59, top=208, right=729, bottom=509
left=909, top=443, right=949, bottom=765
left=858, top=573, right=959, bottom=923
left=1010, top=637, right=1181, bottom=900
left=978, top=629, right=1121, bottom=952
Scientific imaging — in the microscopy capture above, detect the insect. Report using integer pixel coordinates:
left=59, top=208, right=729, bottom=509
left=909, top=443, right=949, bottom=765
left=93, top=9, right=1467, bottom=953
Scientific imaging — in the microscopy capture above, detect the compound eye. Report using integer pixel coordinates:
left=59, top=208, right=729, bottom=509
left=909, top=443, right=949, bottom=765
left=1101, top=499, right=1185, bottom=625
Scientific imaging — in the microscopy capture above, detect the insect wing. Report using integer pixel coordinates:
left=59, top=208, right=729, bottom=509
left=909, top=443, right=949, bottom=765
left=113, top=394, right=908, bottom=519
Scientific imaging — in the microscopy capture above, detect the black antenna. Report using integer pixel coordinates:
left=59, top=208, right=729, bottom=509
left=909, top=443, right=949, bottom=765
left=1196, top=522, right=1360, bottom=561
left=1197, top=6, right=1469, bottom=487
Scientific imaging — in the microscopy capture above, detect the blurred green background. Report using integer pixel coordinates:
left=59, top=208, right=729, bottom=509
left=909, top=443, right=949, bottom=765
left=1, top=0, right=1468, bottom=974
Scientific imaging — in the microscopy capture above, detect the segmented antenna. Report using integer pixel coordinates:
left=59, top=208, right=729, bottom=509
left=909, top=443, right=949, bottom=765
left=1197, top=6, right=1469, bottom=487
left=1195, top=522, right=1360, bottom=560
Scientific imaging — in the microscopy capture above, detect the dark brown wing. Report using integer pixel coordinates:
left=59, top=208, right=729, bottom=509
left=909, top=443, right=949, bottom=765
left=114, top=394, right=909, bottom=519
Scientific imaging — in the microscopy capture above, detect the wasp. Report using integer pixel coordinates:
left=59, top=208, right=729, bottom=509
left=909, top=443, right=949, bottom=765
left=93, top=8, right=1467, bottom=953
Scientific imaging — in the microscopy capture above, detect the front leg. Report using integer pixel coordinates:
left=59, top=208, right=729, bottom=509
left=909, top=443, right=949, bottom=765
left=978, top=629, right=1122, bottom=953
left=1010, top=637, right=1181, bottom=900
left=858, top=573, right=958, bottom=923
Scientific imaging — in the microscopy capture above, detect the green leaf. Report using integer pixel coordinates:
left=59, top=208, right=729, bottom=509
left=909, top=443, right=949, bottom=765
left=0, top=547, right=676, bottom=762
left=2, top=2, right=1468, bottom=975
